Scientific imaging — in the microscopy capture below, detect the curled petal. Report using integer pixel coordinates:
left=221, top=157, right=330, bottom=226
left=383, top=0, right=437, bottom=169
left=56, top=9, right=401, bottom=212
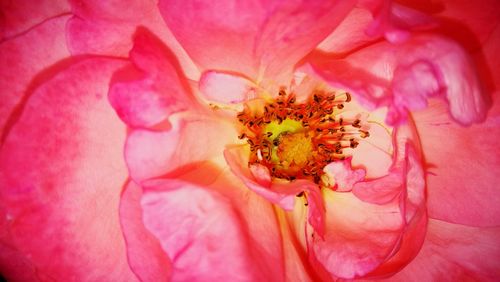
left=304, top=35, right=488, bottom=126
left=0, top=58, right=136, bottom=280
left=224, top=147, right=325, bottom=236
left=323, top=158, right=366, bottom=192
left=140, top=179, right=283, bottom=281
left=109, top=27, right=195, bottom=128
left=308, top=125, right=426, bottom=279
left=309, top=190, right=404, bottom=279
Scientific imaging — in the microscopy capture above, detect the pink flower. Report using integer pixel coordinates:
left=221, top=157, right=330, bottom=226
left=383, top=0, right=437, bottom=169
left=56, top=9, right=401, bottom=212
left=1, top=0, right=499, bottom=281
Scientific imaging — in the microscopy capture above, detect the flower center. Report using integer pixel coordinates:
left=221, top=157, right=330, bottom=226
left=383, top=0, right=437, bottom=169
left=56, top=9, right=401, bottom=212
left=237, top=89, right=369, bottom=183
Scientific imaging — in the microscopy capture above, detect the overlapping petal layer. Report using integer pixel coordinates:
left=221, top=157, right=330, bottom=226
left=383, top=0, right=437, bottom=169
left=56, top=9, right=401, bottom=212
left=66, top=0, right=199, bottom=78
left=0, top=58, right=137, bottom=281
left=306, top=126, right=426, bottom=279
left=304, top=35, right=487, bottom=126
left=140, top=178, right=285, bottom=281
left=158, top=0, right=357, bottom=82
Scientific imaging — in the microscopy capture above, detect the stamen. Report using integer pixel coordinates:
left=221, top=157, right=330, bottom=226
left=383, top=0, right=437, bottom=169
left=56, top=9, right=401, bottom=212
left=236, top=89, right=369, bottom=183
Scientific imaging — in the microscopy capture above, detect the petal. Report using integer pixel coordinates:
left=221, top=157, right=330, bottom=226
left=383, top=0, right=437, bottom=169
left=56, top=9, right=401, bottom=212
left=389, top=219, right=500, bottom=281
left=224, top=147, right=297, bottom=210
left=126, top=113, right=235, bottom=183
left=0, top=58, right=136, bottom=280
left=1, top=15, right=70, bottom=137
left=0, top=207, right=38, bottom=282
left=413, top=98, right=500, bottom=227
left=199, top=71, right=256, bottom=104
left=158, top=0, right=356, bottom=80
left=109, top=27, right=195, bottom=128
left=119, top=181, right=172, bottom=281
left=323, top=159, right=365, bottom=192
left=435, top=0, right=500, bottom=53
left=140, top=178, right=284, bottom=281
left=308, top=126, right=426, bottom=279
left=304, top=35, right=488, bottom=126
left=0, top=0, right=70, bottom=40
left=66, top=0, right=199, bottom=78
left=309, top=190, right=404, bottom=279
left=224, top=147, right=326, bottom=236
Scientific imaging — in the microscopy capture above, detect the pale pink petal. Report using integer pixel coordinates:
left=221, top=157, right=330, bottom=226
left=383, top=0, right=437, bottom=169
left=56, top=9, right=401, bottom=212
left=304, top=35, right=488, bottom=126
left=323, top=159, right=365, bottom=192
left=1, top=15, right=70, bottom=137
left=0, top=0, right=70, bottom=40
left=126, top=114, right=235, bottom=183
left=413, top=98, right=500, bottom=227
left=140, top=179, right=284, bottom=281
left=119, top=181, right=172, bottom=281
left=388, top=219, right=500, bottom=281
left=199, top=71, right=256, bottom=104
left=309, top=190, right=404, bottom=279
left=0, top=58, right=136, bottom=280
left=158, top=0, right=356, bottom=80
left=109, top=27, right=195, bottom=128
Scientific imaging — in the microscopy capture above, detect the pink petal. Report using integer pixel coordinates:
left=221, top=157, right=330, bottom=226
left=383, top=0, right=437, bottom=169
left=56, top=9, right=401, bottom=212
left=126, top=114, right=235, bottom=183
left=389, top=219, right=500, bottom=281
left=413, top=98, right=500, bottom=227
left=317, top=7, right=374, bottom=53
left=323, top=159, right=365, bottom=192
left=0, top=58, right=136, bottom=280
left=199, top=71, right=256, bottom=104
left=435, top=0, right=500, bottom=53
left=308, top=127, right=426, bottom=279
left=109, top=27, right=195, bottom=128
left=361, top=0, right=436, bottom=43
left=140, top=179, right=284, bottom=281
left=158, top=0, right=356, bottom=80
left=0, top=207, right=38, bottom=282
left=304, top=35, right=488, bottom=126
left=1, top=15, right=70, bottom=137
left=309, top=190, right=405, bottom=279
left=0, top=0, right=70, bottom=40
left=224, top=147, right=297, bottom=210
left=119, top=181, right=172, bottom=281
left=66, top=0, right=198, bottom=78
left=224, top=147, right=326, bottom=236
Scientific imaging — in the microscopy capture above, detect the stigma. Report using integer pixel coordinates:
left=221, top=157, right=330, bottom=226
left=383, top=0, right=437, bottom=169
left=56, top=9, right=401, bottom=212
left=237, top=89, right=369, bottom=184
